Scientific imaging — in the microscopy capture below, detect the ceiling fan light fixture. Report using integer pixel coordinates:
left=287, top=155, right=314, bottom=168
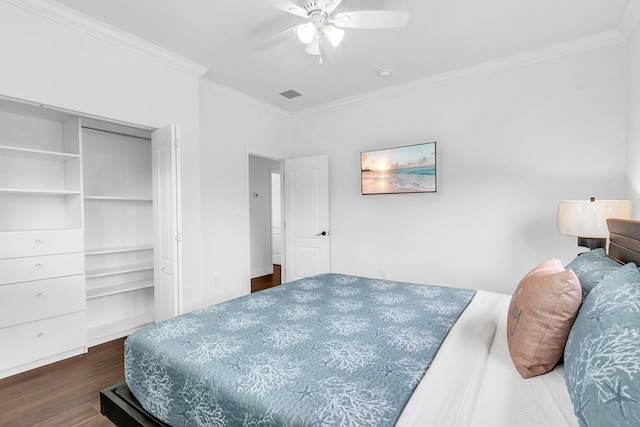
left=305, top=40, right=321, bottom=55
left=297, top=22, right=317, bottom=44
left=323, top=24, right=344, bottom=47
left=377, top=68, right=391, bottom=78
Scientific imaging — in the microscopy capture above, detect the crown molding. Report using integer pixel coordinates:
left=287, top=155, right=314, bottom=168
left=619, top=0, right=640, bottom=39
left=294, top=29, right=627, bottom=118
left=199, top=79, right=292, bottom=119
left=5, top=0, right=209, bottom=78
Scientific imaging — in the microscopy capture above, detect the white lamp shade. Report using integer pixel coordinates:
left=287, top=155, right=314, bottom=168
left=323, top=24, right=345, bottom=47
left=557, top=199, right=632, bottom=238
left=297, top=22, right=316, bottom=44
left=305, top=39, right=321, bottom=55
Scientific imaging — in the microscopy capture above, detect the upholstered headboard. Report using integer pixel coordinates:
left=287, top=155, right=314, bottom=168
left=607, top=218, right=640, bottom=265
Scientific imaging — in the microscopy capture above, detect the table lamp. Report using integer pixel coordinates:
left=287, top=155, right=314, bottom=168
left=557, top=198, right=632, bottom=249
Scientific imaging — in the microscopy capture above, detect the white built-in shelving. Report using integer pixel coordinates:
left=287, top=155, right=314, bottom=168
left=0, top=97, right=179, bottom=378
left=86, top=279, right=154, bottom=300
left=0, top=144, right=80, bottom=161
left=0, top=101, right=86, bottom=379
left=86, top=263, right=154, bottom=279
left=84, top=195, right=153, bottom=202
left=82, top=124, right=154, bottom=346
left=85, top=244, right=154, bottom=256
left=0, top=189, right=81, bottom=196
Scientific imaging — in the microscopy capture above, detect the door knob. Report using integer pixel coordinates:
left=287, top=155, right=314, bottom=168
left=316, top=231, right=328, bottom=236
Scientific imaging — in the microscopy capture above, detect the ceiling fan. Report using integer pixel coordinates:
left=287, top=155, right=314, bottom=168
left=269, top=0, right=410, bottom=62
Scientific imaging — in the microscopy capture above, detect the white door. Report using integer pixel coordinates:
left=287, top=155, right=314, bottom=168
left=152, top=124, right=182, bottom=321
left=284, top=155, right=330, bottom=282
left=271, top=170, right=282, bottom=265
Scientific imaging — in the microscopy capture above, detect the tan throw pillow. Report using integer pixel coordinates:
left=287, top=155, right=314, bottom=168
left=506, top=258, right=581, bottom=379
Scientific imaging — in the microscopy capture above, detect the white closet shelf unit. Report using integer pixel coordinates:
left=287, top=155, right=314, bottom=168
left=85, top=246, right=154, bottom=298
left=0, top=99, right=85, bottom=379
left=0, top=95, right=164, bottom=378
left=82, top=119, right=155, bottom=346
left=0, top=188, right=81, bottom=196
left=84, top=195, right=152, bottom=202
left=86, top=263, right=154, bottom=280
left=86, top=279, right=154, bottom=300
left=87, top=312, right=154, bottom=347
left=0, top=95, right=178, bottom=376
left=0, top=144, right=80, bottom=161
left=85, top=244, right=154, bottom=255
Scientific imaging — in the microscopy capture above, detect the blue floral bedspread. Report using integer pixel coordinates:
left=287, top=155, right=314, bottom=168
left=125, top=273, right=475, bottom=426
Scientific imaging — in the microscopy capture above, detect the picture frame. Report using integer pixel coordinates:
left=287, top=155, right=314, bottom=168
left=361, top=142, right=437, bottom=195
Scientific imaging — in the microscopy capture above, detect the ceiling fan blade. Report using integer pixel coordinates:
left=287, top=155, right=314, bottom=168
left=323, top=0, right=343, bottom=14
left=267, top=0, right=307, bottom=18
left=253, top=26, right=298, bottom=51
left=333, top=10, right=410, bottom=29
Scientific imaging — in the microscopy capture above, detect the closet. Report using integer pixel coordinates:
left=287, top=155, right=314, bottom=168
left=82, top=120, right=155, bottom=346
left=0, top=97, right=179, bottom=379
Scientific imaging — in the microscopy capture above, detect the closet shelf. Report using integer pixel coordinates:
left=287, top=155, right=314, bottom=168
left=86, top=279, right=154, bottom=299
left=0, top=227, right=82, bottom=233
left=86, top=312, right=154, bottom=347
left=85, top=262, right=153, bottom=279
left=0, top=188, right=81, bottom=196
left=84, top=195, right=152, bottom=202
left=85, top=245, right=154, bottom=256
left=0, top=145, right=79, bottom=162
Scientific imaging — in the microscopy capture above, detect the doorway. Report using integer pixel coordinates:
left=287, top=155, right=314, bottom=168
left=248, top=153, right=331, bottom=290
left=248, top=154, right=283, bottom=292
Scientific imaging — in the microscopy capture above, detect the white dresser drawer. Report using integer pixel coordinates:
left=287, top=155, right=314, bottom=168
left=0, top=275, right=85, bottom=328
left=0, top=311, right=86, bottom=371
left=0, top=229, right=83, bottom=259
left=0, top=252, right=84, bottom=285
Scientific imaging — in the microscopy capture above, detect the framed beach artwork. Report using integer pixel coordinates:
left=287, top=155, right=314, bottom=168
left=361, top=142, right=437, bottom=195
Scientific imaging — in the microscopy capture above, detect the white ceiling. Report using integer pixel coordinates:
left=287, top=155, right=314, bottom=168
left=52, top=0, right=631, bottom=112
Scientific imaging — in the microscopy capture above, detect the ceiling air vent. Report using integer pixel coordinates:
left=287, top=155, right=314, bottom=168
left=279, top=89, right=302, bottom=100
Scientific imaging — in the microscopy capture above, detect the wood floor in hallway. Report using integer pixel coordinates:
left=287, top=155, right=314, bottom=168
left=251, top=264, right=282, bottom=293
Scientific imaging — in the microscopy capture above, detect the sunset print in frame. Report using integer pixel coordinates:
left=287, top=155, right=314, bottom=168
left=361, top=142, right=436, bottom=195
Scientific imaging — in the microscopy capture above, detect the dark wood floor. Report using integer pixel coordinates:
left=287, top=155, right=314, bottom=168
left=251, top=264, right=281, bottom=293
left=0, top=338, right=125, bottom=427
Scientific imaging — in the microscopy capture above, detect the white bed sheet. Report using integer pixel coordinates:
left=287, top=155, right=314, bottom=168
left=397, top=290, right=579, bottom=427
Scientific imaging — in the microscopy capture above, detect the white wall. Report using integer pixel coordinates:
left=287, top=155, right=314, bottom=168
left=3, top=0, right=634, bottom=310
left=0, top=1, right=203, bottom=314
left=628, top=24, right=640, bottom=217
left=199, top=82, right=289, bottom=306
left=288, top=44, right=628, bottom=294
left=249, top=154, right=281, bottom=278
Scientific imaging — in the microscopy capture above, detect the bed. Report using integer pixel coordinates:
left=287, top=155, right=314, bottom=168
left=101, top=218, right=640, bottom=426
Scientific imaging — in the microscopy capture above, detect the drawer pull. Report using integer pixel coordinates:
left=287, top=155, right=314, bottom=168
left=37, top=332, right=45, bottom=338
left=36, top=292, right=45, bottom=298
left=34, top=239, right=43, bottom=244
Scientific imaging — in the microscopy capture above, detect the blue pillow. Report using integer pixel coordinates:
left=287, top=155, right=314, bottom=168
left=564, top=262, right=640, bottom=427
left=565, top=248, right=621, bottom=297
